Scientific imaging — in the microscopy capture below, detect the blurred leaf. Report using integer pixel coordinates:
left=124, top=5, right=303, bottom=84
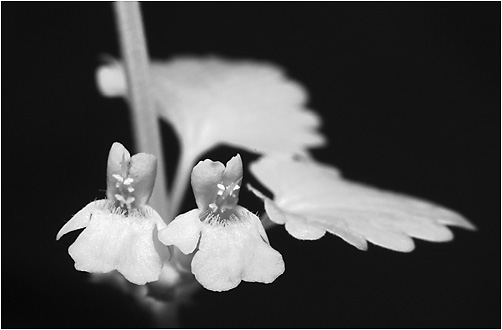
left=97, top=56, right=325, bottom=159
left=249, top=155, right=476, bottom=252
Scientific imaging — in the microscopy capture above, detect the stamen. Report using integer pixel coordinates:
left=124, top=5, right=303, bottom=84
left=112, top=174, right=124, bottom=182
left=115, top=194, right=126, bottom=203
left=231, top=184, right=240, bottom=197
left=209, top=203, right=218, bottom=212
left=216, top=183, right=225, bottom=196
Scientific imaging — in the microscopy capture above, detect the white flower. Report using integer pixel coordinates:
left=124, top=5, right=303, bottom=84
left=57, top=143, right=168, bottom=285
left=249, top=155, right=476, bottom=252
left=158, top=154, right=284, bottom=291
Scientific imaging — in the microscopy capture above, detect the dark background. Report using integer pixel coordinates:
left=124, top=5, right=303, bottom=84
left=2, top=2, right=500, bottom=328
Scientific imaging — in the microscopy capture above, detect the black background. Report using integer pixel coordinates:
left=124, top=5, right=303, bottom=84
left=2, top=2, right=500, bottom=328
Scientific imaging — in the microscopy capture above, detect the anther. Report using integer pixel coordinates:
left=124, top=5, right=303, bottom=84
left=209, top=203, right=218, bottom=212
left=113, top=174, right=124, bottom=182
left=115, top=194, right=126, bottom=203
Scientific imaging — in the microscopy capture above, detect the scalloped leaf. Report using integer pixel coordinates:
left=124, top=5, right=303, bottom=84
left=249, top=155, right=476, bottom=252
left=96, top=57, right=325, bottom=159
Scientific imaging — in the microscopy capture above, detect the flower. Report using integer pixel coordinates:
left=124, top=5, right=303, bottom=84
left=158, top=154, right=285, bottom=292
left=57, top=143, right=168, bottom=285
left=249, top=155, right=476, bottom=252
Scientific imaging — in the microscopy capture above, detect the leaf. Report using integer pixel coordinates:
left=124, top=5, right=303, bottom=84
left=96, top=57, right=325, bottom=159
left=249, top=155, right=476, bottom=252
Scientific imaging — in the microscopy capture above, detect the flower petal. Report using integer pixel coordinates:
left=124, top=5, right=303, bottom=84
left=222, top=154, right=243, bottom=186
left=191, top=206, right=284, bottom=291
left=129, top=152, right=157, bottom=207
left=56, top=200, right=106, bottom=240
left=250, top=155, right=476, bottom=252
left=191, top=159, right=225, bottom=211
left=240, top=208, right=285, bottom=284
left=68, top=207, right=164, bottom=285
left=106, top=142, right=131, bottom=190
left=157, top=209, right=202, bottom=254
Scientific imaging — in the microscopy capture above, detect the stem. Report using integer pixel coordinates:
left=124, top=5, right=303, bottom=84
left=113, top=2, right=169, bottom=219
left=151, top=304, right=179, bottom=328
left=167, top=146, right=197, bottom=221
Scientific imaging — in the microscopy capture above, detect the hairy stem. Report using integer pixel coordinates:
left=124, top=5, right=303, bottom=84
left=113, top=2, right=169, bottom=219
